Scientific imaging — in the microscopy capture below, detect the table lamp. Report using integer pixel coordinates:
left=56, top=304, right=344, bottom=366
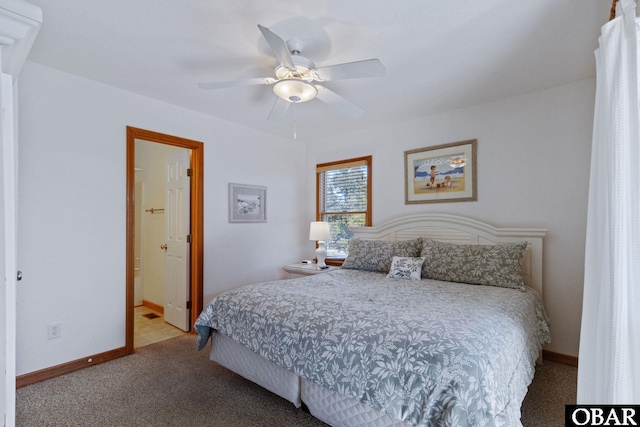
left=309, top=221, right=330, bottom=267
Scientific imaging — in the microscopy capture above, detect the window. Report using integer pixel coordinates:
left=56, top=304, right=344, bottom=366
left=316, top=156, right=372, bottom=261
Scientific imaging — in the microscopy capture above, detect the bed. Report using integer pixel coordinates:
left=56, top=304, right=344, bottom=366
left=195, top=214, right=550, bottom=427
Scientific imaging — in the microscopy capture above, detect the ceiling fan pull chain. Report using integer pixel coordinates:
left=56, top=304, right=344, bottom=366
left=293, top=102, right=297, bottom=140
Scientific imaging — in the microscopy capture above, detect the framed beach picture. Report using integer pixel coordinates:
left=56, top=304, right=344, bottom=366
left=404, top=139, right=477, bottom=204
left=229, top=183, right=267, bottom=222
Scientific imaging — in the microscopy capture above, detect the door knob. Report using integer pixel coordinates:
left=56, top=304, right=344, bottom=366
left=17, top=271, right=22, bottom=281
left=160, top=244, right=167, bottom=251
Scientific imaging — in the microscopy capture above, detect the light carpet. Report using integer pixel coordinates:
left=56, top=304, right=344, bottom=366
left=17, top=335, right=576, bottom=426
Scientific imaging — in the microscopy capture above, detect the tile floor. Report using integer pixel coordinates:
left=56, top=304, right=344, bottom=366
left=134, top=305, right=187, bottom=348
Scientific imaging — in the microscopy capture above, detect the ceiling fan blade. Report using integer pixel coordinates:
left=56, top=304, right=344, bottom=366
left=315, top=85, right=365, bottom=119
left=314, top=59, right=385, bottom=82
left=258, top=24, right=296, bottom=72
left=198, top=77, right=274, bottom=90
left=268, top=96, right=291, bottom=121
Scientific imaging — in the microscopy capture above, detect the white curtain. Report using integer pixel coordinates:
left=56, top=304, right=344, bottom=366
left=578, top=0, right=640, bottom=404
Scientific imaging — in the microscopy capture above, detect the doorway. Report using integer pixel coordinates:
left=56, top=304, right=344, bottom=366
left=125, top=127, right=204, bottom=354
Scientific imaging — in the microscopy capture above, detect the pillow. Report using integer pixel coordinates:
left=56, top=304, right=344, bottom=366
left=342, top=238, right=422, bottom=273
left=386, top=256, right=426, bottom=280
left=420, top=238, right=528, bottom=290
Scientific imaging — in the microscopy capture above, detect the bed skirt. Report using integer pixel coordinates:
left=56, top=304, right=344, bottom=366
left=210, top=331, right=301, bottom=408
left=209, top=331, right=411, bottom=427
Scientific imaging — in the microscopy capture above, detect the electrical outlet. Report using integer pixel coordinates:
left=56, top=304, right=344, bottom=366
left=48, top=323, right=62, bottom=340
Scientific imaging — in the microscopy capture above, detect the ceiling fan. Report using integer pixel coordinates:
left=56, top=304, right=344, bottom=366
left=198, top=25, right=386, bottom=121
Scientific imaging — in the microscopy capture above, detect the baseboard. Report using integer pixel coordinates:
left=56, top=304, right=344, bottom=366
left=14, top=346, right=576, bottom=388
left=16, top=346, right=128, bottom=388
left=543, top=350, right=578, bottom=367
left=143, top=300, right=164, bottom=314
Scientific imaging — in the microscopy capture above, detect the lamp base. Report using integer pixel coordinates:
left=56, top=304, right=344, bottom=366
left=315, top=241, right=327, bottom=267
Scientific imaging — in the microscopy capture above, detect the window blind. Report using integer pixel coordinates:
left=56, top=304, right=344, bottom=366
left=316, top=156, right=371, bottom=258
left=319, top=165, right=368, bottom=214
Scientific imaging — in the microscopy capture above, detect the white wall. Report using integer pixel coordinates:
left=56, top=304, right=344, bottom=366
left=14, top=58, right=592, bottom=379
left=16, top=61, right=308, bottom=375
left=306, top=79, right=595, bottom=358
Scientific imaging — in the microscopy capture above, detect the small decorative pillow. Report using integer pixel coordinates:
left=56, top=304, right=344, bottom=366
left=342, top=238, right=422, bottom=273
left=387, top=256, right=426, bottom=280
left=420, top=238, right=528, bottom=290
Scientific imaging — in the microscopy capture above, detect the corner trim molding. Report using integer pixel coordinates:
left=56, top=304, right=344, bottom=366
left=0, top=0, right=42, bottom=77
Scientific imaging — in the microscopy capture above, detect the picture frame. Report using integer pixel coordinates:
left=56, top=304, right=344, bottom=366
left=404, top=139, right=477, bottom=204
left=229, top=183, right=267, bottom=223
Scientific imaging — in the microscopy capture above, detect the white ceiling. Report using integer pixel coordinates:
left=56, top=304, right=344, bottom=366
left=25, top=0, right=610, bottom=141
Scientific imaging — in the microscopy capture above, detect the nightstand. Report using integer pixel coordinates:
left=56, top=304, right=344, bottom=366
left=282, top=263, right=338, bottom=279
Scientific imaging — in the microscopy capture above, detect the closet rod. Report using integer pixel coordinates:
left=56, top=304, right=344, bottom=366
left=145, top=208, right=165, bottom=214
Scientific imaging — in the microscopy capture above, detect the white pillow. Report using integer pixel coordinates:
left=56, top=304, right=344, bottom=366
left=386, top=256, right=426, bottom=280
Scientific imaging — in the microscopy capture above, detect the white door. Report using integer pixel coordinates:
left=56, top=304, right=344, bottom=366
left=163, top=150, right=190, bottom=331
left=1, top=6, right=42, bottom=423
left=1, top=67, right=16, bottom=427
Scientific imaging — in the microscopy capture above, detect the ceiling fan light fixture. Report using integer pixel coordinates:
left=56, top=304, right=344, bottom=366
left=273, top=78, right=318, bottom=103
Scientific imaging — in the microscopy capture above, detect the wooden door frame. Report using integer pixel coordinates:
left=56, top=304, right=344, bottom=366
left=125, top=126, right=204, bottom=354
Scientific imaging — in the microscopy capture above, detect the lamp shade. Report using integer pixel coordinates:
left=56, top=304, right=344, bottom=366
left=309, top=221, right=330, bottom=241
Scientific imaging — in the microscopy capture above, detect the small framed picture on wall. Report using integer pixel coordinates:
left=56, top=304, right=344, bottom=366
left=229, top=183, right=267, bottom=223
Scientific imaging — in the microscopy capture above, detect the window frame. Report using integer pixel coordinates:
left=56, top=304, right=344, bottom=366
left=316, top=155, right=372, bottom=266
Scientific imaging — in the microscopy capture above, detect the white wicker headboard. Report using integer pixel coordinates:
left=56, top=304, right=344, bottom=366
left=350, top=213, right=547, bottom=297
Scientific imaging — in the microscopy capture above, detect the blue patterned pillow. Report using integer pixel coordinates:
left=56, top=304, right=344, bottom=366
left=420, top=238, right=527, bottom=290
left=387, top=256, right=426, bottom=280
left=342, top=238, right=422, bottom=273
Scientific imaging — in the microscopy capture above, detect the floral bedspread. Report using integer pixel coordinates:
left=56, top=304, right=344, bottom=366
left=195, top=269, right=550, bottom=427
